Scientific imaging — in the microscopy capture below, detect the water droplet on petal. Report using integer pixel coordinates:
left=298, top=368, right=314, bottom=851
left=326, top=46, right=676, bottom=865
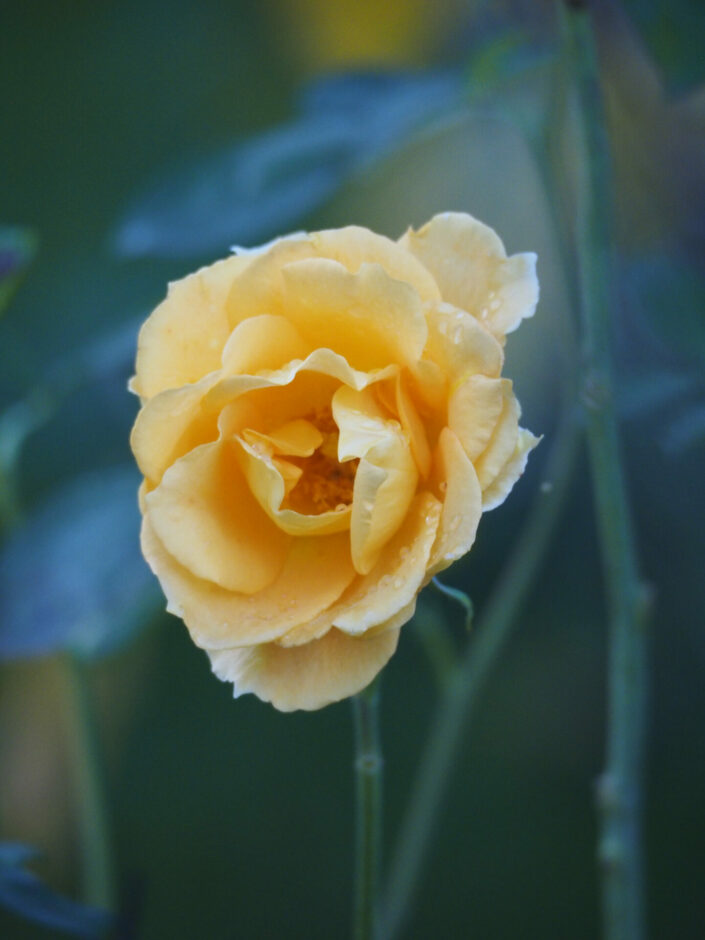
left=379, top=575, right=392, bottom=588
left=481, top=308, right=489, bottom=319
left=393, top=577, right=404, bottom=590
left=449, top=515, right=461, bottom=532
left=490, top=299, right=501, bottom=311
left=451, top=327, right=463, bottom=344
left=439, top=481, right=448, bottom=493
left=399, top=546, right=410, bottom=559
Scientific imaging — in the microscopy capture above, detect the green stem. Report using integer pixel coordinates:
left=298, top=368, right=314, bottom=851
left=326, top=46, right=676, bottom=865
left=381, top=400, right=582, bottom=939
left=559, top=4, right=649, bottom=939
left=352, top=679, right=383, bottom=940
left=63, top=654, right=116, bottom=915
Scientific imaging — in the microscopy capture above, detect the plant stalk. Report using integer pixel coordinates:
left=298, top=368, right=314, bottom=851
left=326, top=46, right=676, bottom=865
left=559, top=3, right=649, bottom=938
left=352, top=680, right=383, bottom=940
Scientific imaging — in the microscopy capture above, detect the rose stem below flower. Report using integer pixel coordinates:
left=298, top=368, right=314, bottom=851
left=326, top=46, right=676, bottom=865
left=63, top=653, right=117, bottom=916
left=380, top=399, right=582, bottom=940
left=559, top=3, right=649, bottom=939
left=352, top=678, right=383, bottom=940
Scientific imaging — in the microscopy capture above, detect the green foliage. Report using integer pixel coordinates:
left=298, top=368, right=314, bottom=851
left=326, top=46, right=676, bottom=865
left=0, top=227, right=37, bottom=316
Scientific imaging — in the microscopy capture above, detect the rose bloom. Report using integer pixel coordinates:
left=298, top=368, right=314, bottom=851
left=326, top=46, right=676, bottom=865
left=131, top=213, right=538, bottom=711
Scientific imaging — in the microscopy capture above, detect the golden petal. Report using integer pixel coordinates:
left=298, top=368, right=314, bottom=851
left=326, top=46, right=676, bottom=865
left=428, top=428, right=483, bottom=575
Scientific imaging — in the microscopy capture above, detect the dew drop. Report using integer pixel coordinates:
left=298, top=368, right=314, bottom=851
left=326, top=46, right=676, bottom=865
left=335, top=503, right=347, bottom=512
left=439, top=481, right=448, bottom=493
left=379, top=575, right=392, bottom=588
left=490, top=298, right=501, bottom=311
left=451, top=327, right=463, bottom=344
left=449, top=515, right=461, bottom=532
left=399, top=546, right=410, bottom=559
left=363, top=499, right=374, bottom=513
left=393, top=577, right=404, bottom=590
left=480, top=308, right=489, bottom=319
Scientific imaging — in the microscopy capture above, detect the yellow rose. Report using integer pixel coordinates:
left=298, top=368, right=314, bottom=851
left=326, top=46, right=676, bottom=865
left=130, top=213, right=539, bottom=711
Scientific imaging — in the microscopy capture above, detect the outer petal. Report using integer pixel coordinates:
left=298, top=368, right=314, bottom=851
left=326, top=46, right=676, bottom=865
left=278, top=492, right=440, bottom=646
left=474, top=382, right=521, bottom=496
left=447, top=375, right=506, bottom=462
left=423, top=302, right=504, bottom=385
left=130, top=373, right=219, bottom=485
left=132, top=254, right=251, bottom=399
left=428, top=428, right=483, bottom=574
left=281, top=259, right=428, bottom=371
left=310, top=227, right=441, bottom=301
left=141, top=519, right=355, bottom=649
left=207, top=627, right=400, bottom=712
left=145, top=440, right=289, bottom=593
left=399, top=212, right=538, bottom=340
left=482, top=427, right=540, bottom=511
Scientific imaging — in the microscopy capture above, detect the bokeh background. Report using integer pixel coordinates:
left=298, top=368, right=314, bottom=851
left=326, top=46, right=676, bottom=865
left=1, top=0, right=704, bottom=937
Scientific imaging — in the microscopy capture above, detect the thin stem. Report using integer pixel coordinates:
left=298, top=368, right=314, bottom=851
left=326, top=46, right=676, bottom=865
left=352, top=679, right=383, bottom=940
left=559, top=4, right=649, bottom=939
left=63, top=654, right=117, bottom=915
left=381, top=400, right=582, bottom=939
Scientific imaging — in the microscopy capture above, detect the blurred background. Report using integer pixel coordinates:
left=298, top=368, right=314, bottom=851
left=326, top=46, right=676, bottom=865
left=0, top=0, right=704, bottom=937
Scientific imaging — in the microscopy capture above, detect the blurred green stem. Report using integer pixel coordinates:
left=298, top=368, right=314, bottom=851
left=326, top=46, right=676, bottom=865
left=63, top=654, right=116, bottom=916
left=381, top=399, right=582, bottom=939
left=352, top=679, right=383, bottom=940
left=559, top=3, right=648, bottom=939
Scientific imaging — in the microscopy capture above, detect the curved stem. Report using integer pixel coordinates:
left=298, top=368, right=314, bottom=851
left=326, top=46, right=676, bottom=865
left=381, top=401, right=582, bottom=939
left=63, top=654, right=116, bottom=915
left=352, top=680, right=383, bottom=940
left=559, top=4, right=649, bottom=938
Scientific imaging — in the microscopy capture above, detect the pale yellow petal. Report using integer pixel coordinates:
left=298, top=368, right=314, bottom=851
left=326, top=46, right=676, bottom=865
left=332, top=386, right=419, bottom=574
left=207, top=627, right=400, bottom=712
left=428, top=428, right=483, bottom=575
left=281, top=259, right=428, bottom=371
left=482, top=427, right=540, bottom=511
left=474, top=382, right=520, bottom=495
left=447, top=374, right=506, bottom=461
left=145, top=440, right=289, bottom=593
left=243, top=419, right=323, bottom=458
left=141, top=518, right=355, bottom=649
left=399, top=212, right=538, bottom=340
left=424, top=302, right=504, bottom=384
left=221, top=314, right=310, bottom=375
left=132, top=254, right=250, bottom=399
left=130, top=373, right=219, bottom=485
left=277, top=493, right=440, bottom=647
left=310, top=227, right=440, bottom=301
left=236, top=436, right=352, bottom=536
left=395, top=372, right=431, bottom=478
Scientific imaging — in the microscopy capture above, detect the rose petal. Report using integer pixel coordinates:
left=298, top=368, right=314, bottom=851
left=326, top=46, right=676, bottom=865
left=207, top=627, right=400, bottom=712
left=281, top=259, right=428, bottom=371
left=221, top=314, right=310, bottom=375
left=310, top=227, right=440, bottom=301
left=473, top=382, right=521, bottom=495
left=132, top=254, right=251, bottom=399
left=395, top=372, right=432, bottom=479
left=423, top=302, right=504, bottom=383
left=447, top=374, right=506, bottom=462
left=242, top=419, right=323, bottom=458
left=400, top=212, right=538, bottom=340
left=428, top=428, right=483, bottom=575
left=482, top=427, right=540, bottom=511
left=145, top=440, right=289, bottom=593
left=130, top=374, right=220, bottom=486
left=142, top=518, right=355, bottom=649
left=278, top=492, right=440, bottom=646
left=235, top=436, right=352, bottom=536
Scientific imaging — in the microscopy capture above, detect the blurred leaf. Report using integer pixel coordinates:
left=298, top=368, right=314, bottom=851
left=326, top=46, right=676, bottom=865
left=0, top=227, right=37, bottom=315
left=0, top=466, right=158, bottom=661
left=0, top=843, right=110, bottom=938
left=113, top=71, right=463, bottom=259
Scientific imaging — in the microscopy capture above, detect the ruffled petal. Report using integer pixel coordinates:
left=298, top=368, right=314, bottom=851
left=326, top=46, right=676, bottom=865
left=221, top=314, right=310, bottom=375
left=333, top=386, right=419, bottom=575
left=428, top=428, right=483, bottom=574
left=399, top=212, right=538, bottom=340
left=395, top=373, right=432, bottom=478
left=145, top=440, right=289, bottom=593
left=473, top=382, right=521, bottom=496
left=130, top=374, right=220, bottom=486
left=310, top=227, right=440, bottom=301
left=281, top=259, right=428, bottom=371
left=423, top=302, right=504, bottom=384
left=141, top=519, right=355, bottom=649
left=132, top=254, right=250, bottom=399
left=207, top=627, right=400, bottom=712
left=482, top=427, right=540, bottom=511
left=447, top=374, right=506, bottom=462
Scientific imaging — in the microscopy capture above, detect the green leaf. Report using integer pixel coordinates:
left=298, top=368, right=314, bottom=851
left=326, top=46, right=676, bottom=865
left=0, top=466, right=159, bottom=661
left=113, top=72, right=462, bottom=259
left=0, top=843, right=110, bottom=938
left=0, top=227, right=37, bottom=315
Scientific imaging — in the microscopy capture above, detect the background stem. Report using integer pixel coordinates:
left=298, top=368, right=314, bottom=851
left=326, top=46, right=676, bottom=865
left=63, top=654, right=116, bottom=915
left=381, top=400, right=582, bottom=939
left=352, top=680, right=383, bottom=940
left=559, top=3, right=649, bottom=938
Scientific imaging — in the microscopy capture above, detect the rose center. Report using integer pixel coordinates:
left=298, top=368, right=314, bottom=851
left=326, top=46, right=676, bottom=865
left=283, top=407, right=358, bottom=515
